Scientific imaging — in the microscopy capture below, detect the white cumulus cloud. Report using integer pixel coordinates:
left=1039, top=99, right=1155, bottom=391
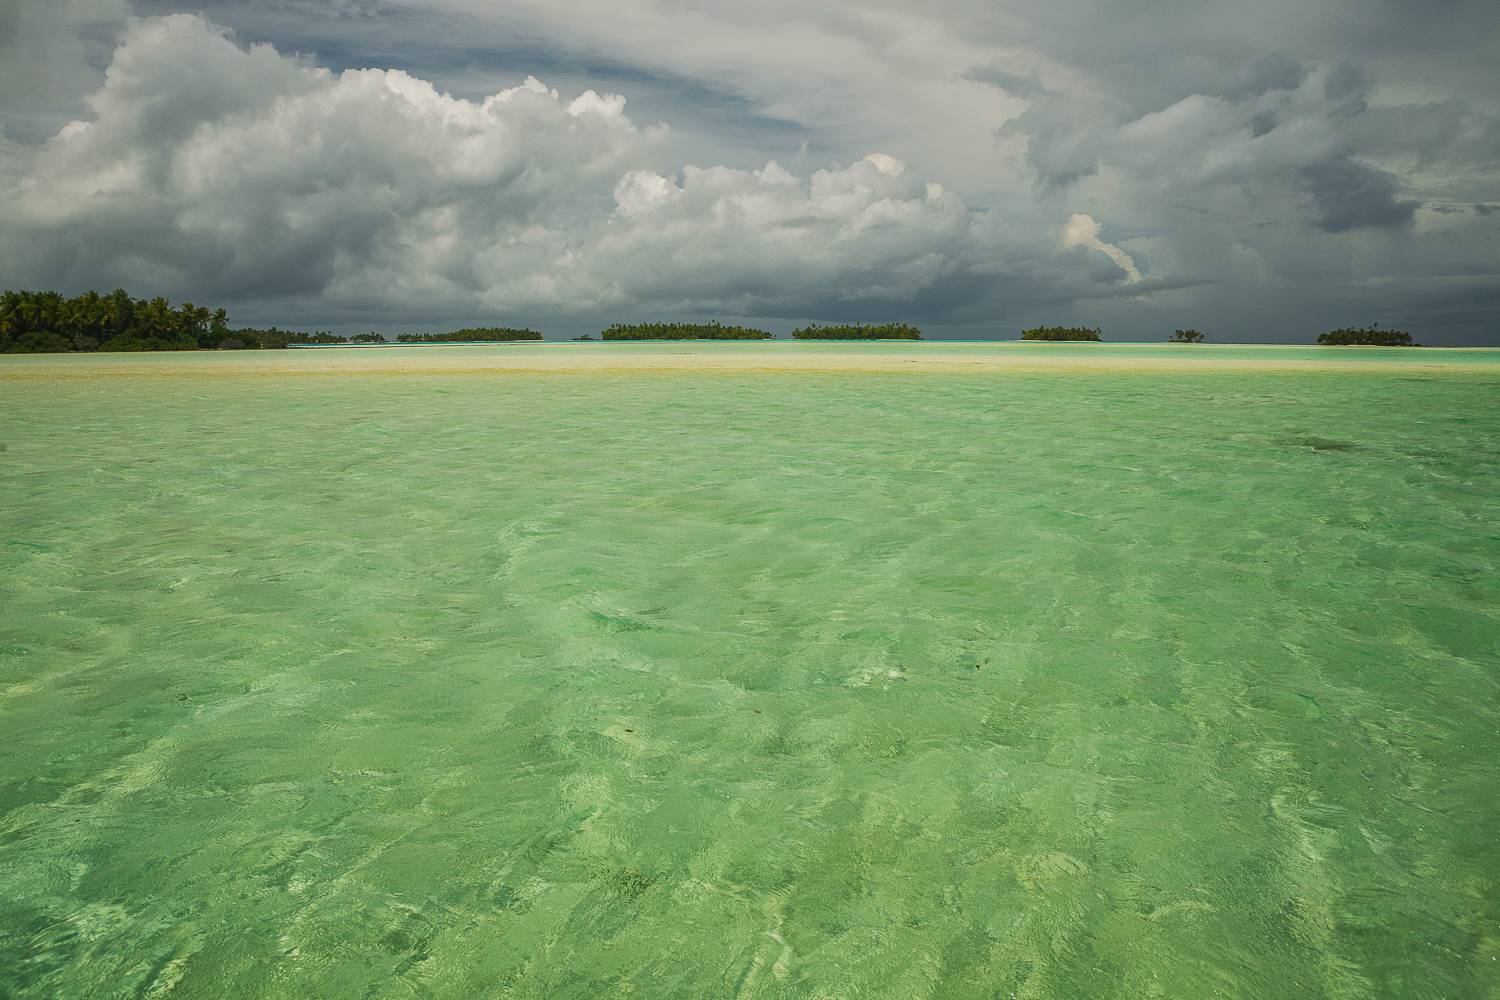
left=0, top=12, right=1136, bottom=326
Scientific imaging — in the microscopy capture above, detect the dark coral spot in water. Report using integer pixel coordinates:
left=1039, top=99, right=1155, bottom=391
left=588, top=611, right=655, bottom=632
left=1295, top=692, right=1324, bottom=719
left=1280, top=436, right=1360, bottom=452
left=609, top=867, right=654, bottom=898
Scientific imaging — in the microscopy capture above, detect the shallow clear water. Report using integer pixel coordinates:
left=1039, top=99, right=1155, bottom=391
left=2, top=347, right=1499, bottom=997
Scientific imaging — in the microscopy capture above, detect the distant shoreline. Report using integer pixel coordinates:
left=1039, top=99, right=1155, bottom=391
left=285, top=339, right=1498, bottom=349
left=286, top=340, right=554, bottom=348
left=6, top=341, right=1497, bottom=379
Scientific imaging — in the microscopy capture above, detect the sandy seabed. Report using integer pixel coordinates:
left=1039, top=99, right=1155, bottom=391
left=4, top=346, right=1499, bottom=998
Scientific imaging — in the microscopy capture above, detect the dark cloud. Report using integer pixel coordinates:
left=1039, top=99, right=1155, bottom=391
left=996, top=97, right=1103, bottom=191
left=1300, top=159, right=1418, bottom=233
left=0, top=0, right=128, bottom=142
left=1216, top=55, right=1309, bottom=103
left=963, top=65, right=1050, bottom=99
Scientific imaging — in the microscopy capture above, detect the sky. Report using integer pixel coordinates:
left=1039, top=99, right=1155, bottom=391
left=1, top=0, right=1497, bottom=342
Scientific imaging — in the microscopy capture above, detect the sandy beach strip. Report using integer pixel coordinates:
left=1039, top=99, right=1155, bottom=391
left=2, top=343, right=1496, bottom=379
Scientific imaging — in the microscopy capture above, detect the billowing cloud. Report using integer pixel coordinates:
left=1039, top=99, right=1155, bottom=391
left=1, top=16, right=653, bottom=310
left=0, top=13, right=1136, bottom=325
left=590, top=155, right=980, bottom=314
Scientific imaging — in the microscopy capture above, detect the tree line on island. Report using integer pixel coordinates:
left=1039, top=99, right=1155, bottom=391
left=597, top=321, right=925, bottom=340
left=1021, top=326, right=1103, bottom=342
left=1314, top=326, right=1415, bottom=346
left=790, top=323, right=923, bottom=340
left=1, top=288, right=237, bottom=353
left=1020, top=325, right=1414, bottom=345
left=0, top=291, right=551, bottom=352
left=600, top=321, right=774, bottom=340
left=1, top=288, right=1419, bottom=352
left=396, top=328, right=543, bottom=342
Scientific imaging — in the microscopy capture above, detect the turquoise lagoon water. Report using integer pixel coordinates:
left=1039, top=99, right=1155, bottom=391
left=1, top=344, right=1498, bottom=997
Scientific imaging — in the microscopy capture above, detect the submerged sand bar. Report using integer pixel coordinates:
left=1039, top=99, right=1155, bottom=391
left=4, top=341, right=1499, bottom=379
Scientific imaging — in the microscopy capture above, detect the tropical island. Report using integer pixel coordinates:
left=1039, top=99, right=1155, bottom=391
left=0, top=288, right=1439, bottom=352
left=396, top=328, right=543, bottom=343
left=1021, top=326, right=1103, bottom=341
left=1, top=288, right=242, bottom=353
left=1317, top=326, right=1415, bottom=346
left=790, top=322, right=923, bottom=340
left=600, top=322, right=773, bottom=340
left=0, top=289, right=554, bottom=352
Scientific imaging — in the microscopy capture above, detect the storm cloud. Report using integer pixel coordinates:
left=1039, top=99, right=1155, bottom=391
left=2, top=0, right=1497, bottom=341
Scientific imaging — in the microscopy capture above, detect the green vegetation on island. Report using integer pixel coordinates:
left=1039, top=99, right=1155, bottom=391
left=396, top=328, right=543, bottom=343
left=1, top=288, right=1436, bottom=354
left=241, top=329, right=347, bottom=348
left=790, top=323, right=923, bottom=340
left=0, top=289, right=559, bottom=352
left=2, top=288, right=235, bottom=353
left=1317, top=326, right=1414, bottom=346
left=1021, top=326, right=1103, bottom=342
left=0, top=289, right=356, bottom=352
left=601, top=322, right=773, bottom=341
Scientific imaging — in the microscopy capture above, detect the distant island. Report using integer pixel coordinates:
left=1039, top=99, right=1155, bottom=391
left=791, top=323, right=922, bottom=340
left=1317, top=326, right=1414, bottom=346
left=397, top=328, right=543, bottom=343
left=0, top=288, right=553, bottom=352
left=601, top=322, right=773, bottom=340
left=1022, top=326, right=1103, bottom=342
left=0, top=287, right=1436, bottom=353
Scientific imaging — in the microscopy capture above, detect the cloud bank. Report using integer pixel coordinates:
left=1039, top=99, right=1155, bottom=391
left=0, top=15, right=1146, bottom=329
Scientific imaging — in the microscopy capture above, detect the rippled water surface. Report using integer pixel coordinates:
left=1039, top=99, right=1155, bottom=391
left=3, top=346, right=1499, bottom=997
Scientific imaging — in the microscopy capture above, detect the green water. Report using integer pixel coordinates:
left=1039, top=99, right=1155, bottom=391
left=2, top=350, right=1499, bottom=998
